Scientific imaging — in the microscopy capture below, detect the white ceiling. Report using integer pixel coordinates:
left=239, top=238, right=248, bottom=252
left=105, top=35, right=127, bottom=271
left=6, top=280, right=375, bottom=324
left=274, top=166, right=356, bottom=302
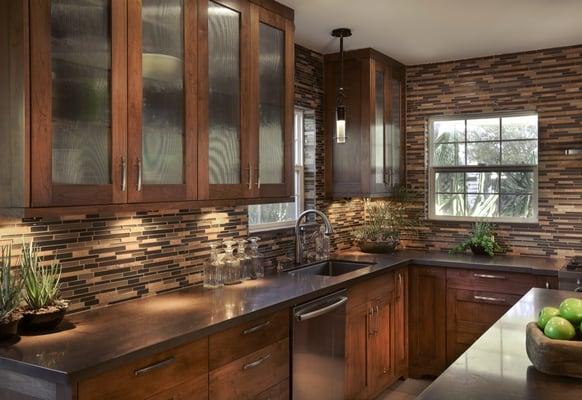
left=279, top=0, right=582, bottom=65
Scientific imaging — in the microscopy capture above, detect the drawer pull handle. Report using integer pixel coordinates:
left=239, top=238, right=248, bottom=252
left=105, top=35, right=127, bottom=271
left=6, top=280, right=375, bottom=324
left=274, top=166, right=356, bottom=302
left=243, top=354, right=271, bottom=371
left=134, top=357, right=176, bottom=376
left=474, top=295, right=505, bottom=303
left=473, top=273, right=505, bottom=280
left=242, top=320, right=271, bottom=335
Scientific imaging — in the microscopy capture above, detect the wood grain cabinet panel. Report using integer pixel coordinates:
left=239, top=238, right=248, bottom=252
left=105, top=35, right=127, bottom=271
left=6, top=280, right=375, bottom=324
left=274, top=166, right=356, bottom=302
left=78, top=338, right=208, bottom=400
left=393, top=267, right=408, bottom=379
left=209, top=309, right=289, bottom=370
left=409, top=266, right=447, bottom=378
left=447, top=268, right=537, bottom=295
left=255, top=379, right=289, bottom=400
left=209, top=338, right=289, bottom=400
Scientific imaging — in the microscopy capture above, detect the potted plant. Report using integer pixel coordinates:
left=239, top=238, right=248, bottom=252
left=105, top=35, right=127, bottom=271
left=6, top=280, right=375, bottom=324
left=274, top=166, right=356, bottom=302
left=0, top=244, right=22, bottom=340
left=19, top=240, right=68, bottom=331
left=450, top=221, right=503, bottom=257
left=354, top=190, right=419, bottom=254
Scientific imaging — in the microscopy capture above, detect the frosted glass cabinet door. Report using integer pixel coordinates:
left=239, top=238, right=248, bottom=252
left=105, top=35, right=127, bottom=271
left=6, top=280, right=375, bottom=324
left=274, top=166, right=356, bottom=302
left=30, top=0, right=128, bottom=207
left=389, top=76, right=403, bottom=189
left=251, top=5, right=294, bottom=198
left=127, top=0, right=196, bottom=202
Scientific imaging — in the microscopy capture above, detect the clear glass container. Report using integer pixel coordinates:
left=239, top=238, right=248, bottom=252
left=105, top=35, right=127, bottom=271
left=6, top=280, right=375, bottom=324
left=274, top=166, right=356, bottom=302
left=237, top=239, right=252, bottom=281
left=248, top=237, right=264, bottom=279
left=315, top=226, right=331, bottom=260
left=203, top=242, right=224, bottom=288
left=223, top=240, right=241, bottom=285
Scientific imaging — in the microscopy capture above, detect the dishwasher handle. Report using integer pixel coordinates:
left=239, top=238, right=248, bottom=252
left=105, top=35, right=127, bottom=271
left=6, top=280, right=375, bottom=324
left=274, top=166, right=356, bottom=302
left=295, top=296, right=348, bottom=321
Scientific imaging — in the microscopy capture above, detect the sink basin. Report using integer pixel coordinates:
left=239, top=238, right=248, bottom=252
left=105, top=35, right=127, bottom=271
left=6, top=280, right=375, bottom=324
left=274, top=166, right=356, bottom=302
left=289, top=260, right=374, bottom=277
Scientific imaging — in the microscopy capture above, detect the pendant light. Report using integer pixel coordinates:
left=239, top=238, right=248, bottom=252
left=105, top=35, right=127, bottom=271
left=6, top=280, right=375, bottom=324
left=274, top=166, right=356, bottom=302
left=332, top=28, right=352, bottom=144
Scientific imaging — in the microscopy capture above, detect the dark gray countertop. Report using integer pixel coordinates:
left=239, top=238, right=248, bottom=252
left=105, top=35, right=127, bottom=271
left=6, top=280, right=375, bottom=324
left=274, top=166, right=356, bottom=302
left=0, top=249, right=566, bottom=385
left=418, top=288, right=582, bottom=399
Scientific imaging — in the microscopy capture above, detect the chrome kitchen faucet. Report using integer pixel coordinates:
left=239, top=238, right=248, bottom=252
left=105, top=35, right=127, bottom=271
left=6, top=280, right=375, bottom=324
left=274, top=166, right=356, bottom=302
left=295, top=209, right=334, bottom=265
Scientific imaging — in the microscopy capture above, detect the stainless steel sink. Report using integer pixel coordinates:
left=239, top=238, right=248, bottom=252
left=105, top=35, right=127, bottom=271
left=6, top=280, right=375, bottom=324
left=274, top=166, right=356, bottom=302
left=288, top=260, right=374, bottom=277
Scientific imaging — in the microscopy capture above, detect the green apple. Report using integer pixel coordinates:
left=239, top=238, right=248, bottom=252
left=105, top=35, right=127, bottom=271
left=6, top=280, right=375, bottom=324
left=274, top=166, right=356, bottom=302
left=544, top=316, right=576, bottom=340
left=538, top=306, right=560, bottom=330
left=559, top=297, right=582, bottom=325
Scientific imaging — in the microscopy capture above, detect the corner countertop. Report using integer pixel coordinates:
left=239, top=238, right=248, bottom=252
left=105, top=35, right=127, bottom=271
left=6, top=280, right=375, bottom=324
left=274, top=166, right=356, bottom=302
left=0, top=249, right=565, bottom=385
left=418, top=288, right=582, bottom=399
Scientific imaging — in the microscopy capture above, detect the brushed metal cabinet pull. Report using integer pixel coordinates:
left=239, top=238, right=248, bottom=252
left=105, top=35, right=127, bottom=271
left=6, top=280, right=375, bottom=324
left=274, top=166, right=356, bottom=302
left=242, top=353, right=271, bottom=371
left=474, top=295, right=505, bottom=303
left=374, top=305, right=380, bottom=335
left=473, top=273, right=505, bottom=280
left=545, top=280, right=550, bottom=289
left=121, top=157, right=127, bottom=192
left=137, top=157, right=143, bottom=192
left=255, top=167, right=260, bottom=189
left=368, top=307, right=374, bottom=336
left=242, top=320, right=270, bottom=335
left=134, top=357, right=176, bottom=376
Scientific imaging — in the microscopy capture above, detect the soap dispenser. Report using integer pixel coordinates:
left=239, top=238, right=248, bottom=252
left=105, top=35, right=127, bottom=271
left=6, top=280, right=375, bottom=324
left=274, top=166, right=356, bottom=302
left=223, top=240, right=241, bottom=285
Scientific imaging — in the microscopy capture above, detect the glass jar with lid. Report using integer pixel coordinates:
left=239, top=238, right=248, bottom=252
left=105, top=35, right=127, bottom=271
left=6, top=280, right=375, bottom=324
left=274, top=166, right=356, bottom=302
left=203, top=242, right=224, bottom=288
left=248, top=237, right=264, bottom=279
left=223, top=240, right=241, bottom=285
left=237, top=239, right=252, bottom=281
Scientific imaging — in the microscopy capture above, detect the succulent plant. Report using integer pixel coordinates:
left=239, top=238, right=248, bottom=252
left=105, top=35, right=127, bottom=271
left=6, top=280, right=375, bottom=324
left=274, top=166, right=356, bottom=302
left=20, top=240, right=64, bottom=311
left=0, top=244, right=22, bottom=322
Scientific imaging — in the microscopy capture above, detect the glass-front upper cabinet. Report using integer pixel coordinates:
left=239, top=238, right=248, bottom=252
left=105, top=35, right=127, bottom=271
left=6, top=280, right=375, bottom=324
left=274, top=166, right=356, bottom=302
left=250, top=5, right=294, bottom=199
left=127, top=0, right=196, bottom=202
left=31, top=0, right=128, bottom=207
left=198, top=0, right=251, bottom=200
left=370, top=61, right=404, bottom=196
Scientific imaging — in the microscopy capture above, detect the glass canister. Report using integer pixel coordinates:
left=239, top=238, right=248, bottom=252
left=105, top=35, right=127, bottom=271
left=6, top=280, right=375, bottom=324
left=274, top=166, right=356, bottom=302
left=223, top=240, right=241, bottom=285
left=203, top=242, right=224, bottom=288
left=237, top=239, right=252, bottom=281
left=248, top=237, right=264, bottom=279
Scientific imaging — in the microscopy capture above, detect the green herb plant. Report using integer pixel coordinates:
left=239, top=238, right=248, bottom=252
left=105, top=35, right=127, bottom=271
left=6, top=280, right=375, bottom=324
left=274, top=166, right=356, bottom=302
left=20, top=240, right=65, bottom=311
left=449, top=221, right=502, bottom=256
left=0, top=244, right=22, bottom=323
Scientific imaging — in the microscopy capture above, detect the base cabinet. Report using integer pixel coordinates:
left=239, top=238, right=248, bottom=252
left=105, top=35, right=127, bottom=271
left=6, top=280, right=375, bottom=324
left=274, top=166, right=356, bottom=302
left=408, top=266, right=447, bottom=378
left=346, top=271, right=402, bottom=399
left=393, top=267, right=408, bottom=378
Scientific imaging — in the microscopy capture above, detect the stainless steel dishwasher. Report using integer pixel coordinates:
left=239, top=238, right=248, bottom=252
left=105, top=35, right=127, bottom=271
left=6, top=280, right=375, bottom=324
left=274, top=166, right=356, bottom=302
left=292, top=290, right=347, bottom=400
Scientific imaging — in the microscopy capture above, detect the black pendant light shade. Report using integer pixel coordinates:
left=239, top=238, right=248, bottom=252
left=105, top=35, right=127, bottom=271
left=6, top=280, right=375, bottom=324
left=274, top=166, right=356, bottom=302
left=332, top=28, right=352, bottom=144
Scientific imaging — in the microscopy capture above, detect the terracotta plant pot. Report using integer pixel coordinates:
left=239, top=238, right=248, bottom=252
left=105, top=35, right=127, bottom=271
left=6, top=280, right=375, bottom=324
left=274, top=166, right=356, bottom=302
left=358, top=238, right=399, bottom=254
left=20, top=305, right=67, bottom=331
left=0, top=317, right=20, bottom=341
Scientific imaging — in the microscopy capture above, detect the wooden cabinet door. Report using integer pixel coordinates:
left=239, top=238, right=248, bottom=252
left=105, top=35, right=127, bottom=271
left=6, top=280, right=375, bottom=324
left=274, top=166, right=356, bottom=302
left=126, top=0, right=197, bottom=203
left=345, top=302, right=368, bottom=400
left=30, top=0, right=128, bottom=207
left=248, top=4, right=294, bottom=199
left=394, top=267, right=408, bottom=378
left=198, top=0, right=252, bottom=200
left=446, top=288, right=521, bottom=365
left=368, top=293, right=395, bottom=397
left=409, top=266, right=446, bottom=378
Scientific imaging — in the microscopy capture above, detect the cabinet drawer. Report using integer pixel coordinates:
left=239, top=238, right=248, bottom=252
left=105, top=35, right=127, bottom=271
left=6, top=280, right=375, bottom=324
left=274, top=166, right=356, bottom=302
left=255, top=379, right=289, bottom=400
left=348, top=272, right=394, bottom=309
left=210, top=338, right=290, bottom=400
left=78, top=338, right=208, bottom=400
left=209, top=310, right=289, bottom=370
left=447, top=268, right=537, bottom=295
left=145, top=374, right=208, bottom=400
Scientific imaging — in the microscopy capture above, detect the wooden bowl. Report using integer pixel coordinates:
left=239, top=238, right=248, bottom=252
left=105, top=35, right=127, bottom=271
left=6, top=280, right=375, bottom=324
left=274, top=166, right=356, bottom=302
left=526, top=321, right=582, bottom=379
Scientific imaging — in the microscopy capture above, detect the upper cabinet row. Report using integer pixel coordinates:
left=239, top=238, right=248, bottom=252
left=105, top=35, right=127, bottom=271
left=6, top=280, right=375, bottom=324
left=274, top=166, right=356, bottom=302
left=324, top=49, right=405, bottom=199
left=0, top=0, right=294, bottom=214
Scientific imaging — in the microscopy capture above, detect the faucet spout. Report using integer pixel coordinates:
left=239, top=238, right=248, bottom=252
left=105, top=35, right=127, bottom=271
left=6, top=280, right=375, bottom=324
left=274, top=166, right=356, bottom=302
left=295, top=209, right=334, bottom=265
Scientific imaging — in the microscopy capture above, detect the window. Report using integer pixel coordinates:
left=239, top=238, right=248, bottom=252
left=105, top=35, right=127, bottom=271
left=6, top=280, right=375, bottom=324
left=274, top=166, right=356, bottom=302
left=248, top=109, right=305, bottom=231
left=428, top=113, right=538, bottom=222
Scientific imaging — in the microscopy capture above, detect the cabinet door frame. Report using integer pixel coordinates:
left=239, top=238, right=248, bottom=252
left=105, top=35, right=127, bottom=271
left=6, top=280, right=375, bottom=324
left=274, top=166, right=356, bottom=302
left=197, top=0, right=252, bottom=200
left=248, top=4, right=294, bottom=199
left=30, top=0, right=128, bottom=207
left=127, top=0, right=197, bottom=203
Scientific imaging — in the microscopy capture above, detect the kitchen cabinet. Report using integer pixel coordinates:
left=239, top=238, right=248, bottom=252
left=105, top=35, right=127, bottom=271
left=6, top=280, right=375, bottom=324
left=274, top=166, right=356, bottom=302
left=408, top=266, right=446, bottom=378
left=346, top=271, right=400, bottom=399
left=0, top=0, right=294, bottom=216
left=394, top=267, right=408, bottom=378
left=78, top=338, right=208, bottom=400
left=445, top=268, right=556, bottom=364
left=324, top=48, right=405, bottom=199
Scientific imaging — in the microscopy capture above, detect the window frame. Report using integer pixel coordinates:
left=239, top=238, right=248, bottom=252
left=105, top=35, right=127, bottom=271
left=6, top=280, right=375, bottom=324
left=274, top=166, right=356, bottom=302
left=248, top=108, right=306, bottom=232
left=427, top=111, right=539, bottom=224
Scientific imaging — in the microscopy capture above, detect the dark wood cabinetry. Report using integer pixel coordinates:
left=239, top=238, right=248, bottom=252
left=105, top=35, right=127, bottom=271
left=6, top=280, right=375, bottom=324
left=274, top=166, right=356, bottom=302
left=409, top=266, right=447, bottom=378
left=394, top=267, right=408, bottom=379
left=324, top=48, right=405, bottom=199
left=0, top=0, right=294, bottom=216
left=346, top=271, right=402, bottom=399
